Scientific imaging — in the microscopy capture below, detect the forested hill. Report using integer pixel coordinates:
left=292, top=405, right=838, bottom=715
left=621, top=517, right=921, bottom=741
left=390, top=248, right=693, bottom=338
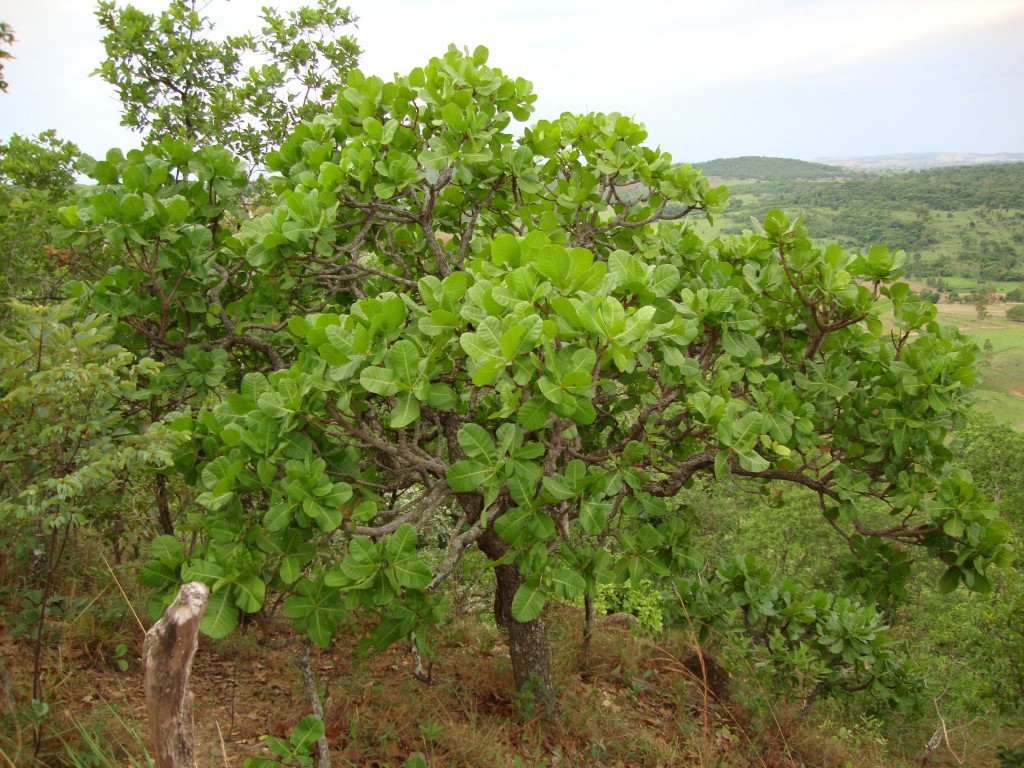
left=765, top=162, right=1024, bottom=211
left=710, top=162, right=1024, bottom=283
left=694, top=156, right=850, bottom=180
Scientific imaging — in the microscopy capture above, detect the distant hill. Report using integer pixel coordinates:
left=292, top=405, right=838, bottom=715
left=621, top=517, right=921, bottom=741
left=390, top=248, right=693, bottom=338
left=817, top=152, right=1024, bottom=171
left=694, top=156, right=849, bottom=180
left=702, top=162, right=1024, bottom=285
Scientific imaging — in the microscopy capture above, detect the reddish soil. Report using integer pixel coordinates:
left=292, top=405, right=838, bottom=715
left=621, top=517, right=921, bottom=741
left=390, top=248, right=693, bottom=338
left=2, top=605, right=810, bottom=768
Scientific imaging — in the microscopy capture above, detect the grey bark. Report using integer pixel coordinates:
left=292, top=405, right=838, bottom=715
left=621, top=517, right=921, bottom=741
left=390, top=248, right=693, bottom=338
left=143, top=582, right=209, bottom=768
left=479, top=531, right=553, bottom=695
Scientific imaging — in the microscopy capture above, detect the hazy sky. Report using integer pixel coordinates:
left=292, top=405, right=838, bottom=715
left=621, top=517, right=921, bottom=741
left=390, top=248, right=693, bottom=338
left=2, top=0, right=1023, bottom=163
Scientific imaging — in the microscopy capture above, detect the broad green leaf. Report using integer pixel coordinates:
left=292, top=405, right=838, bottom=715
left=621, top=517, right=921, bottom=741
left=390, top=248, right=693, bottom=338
left=546, top=568, right=585, bottom=600
left=360, top=367, right=400, bottom=396
left=457, top=423, right=497, bottom=462
left=386, top=524, right=418, bottom=562
left=389, top=340, right=420, bottom=384
left=289, top=716, right=325, bottom=753
left=517, top=397, right=551, bottom=430
left=233, top=574, right=266, bottom=613
left=181, top=558, right=226, bottom=584
left=938, top=567, right=960, bottom=594
left=579, top=500, right=610, bottom=534
left=151, top=535, right=183, bottom=562
left=200, top=590, right=237, bottom=639
left=511, top=576, right=545, bottom=622
left=391, top=558, right=432, bottom=589
left=138, top=560, right=178, bottom=589
left=389, top=393, right=420, bottom=429
left=446, top=460, right=494, bottom=492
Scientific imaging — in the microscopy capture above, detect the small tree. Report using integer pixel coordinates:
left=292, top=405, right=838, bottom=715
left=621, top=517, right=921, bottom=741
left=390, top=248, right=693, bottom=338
left=61, top=46, right=1013, bottom=701
left=976, top=297, right=990, bottom=320
left=1007, top=304, right=1024, bottom=323
left=95, top=0, right=360, bottom=169
left=0, top=130, right=82, bottom=305
left=0, top=301, right=181, bottom=700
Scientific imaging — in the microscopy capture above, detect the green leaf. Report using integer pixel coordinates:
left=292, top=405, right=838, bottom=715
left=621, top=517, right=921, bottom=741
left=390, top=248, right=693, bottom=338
left=938, top=567, right=960, bottom=594
left=391, top=558, right=432, bottom=590
left=233, top=574, right=266, bottom=613
left=546, top=568, right=585, bottom=600
left=289, top=716, right=325, bottom=753
left=446, top=460, right=494, bottom=492
left=389, top=393, right=420, bottom=429
left=579, top=500, right=610, bottom=534
left=181, top=558, right=226, bottom=584
left=457, top=423, right=497, bottom=462
left=360, top=367, right=400, bottom=396
left=200, top=590, right=237, bottom=639
left=151, top=535, right=183, bottom=562
left=389, top=340, right=420, bottom=384
left=511, top=576, right=545, bottom=622
left=386, top=524, right=418, bottom=562
left=517, top=397, right=551, bottom=430
left=138, top=560, right=178, bottom=589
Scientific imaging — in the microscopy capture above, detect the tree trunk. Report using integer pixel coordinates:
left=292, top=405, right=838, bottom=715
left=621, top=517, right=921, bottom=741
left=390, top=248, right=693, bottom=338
left=143, top=582, right=209, bottom=768
left=580, top=591, right=595, bottom=670
left=0, top=655, right=15, bottom=714
left=479, top=531, right=553, bottom=696
left=154, top=474, right=174, bottom=535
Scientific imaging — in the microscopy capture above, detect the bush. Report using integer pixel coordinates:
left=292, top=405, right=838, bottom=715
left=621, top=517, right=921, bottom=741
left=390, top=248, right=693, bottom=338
left=1007, top=304, right=1024, bottom=323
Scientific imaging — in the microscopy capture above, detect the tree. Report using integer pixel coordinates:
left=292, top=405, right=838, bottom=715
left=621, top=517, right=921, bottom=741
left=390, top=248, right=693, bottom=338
left=0, top=300, right=180, bottom=700
left=0, top=130, right=82, bottom=305
left=95, top=0, right=360, bottom=169
left=60, top=46, right=1013, bottom=702
left=1007, top=304, right=1024, bottom=322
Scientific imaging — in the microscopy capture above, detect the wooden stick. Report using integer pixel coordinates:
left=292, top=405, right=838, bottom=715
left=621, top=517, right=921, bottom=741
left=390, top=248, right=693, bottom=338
left=143, top=582, right=210, bottom=768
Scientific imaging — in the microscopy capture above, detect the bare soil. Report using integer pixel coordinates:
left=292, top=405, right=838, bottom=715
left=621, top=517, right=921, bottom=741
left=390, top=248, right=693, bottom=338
left=2, top=603, right=829, bottom=768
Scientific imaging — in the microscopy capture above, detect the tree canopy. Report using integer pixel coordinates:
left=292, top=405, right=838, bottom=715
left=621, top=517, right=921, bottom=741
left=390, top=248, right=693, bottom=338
left=95, top=0, right=360, bottom=169
left=58, top=44, right=1013, bottom=697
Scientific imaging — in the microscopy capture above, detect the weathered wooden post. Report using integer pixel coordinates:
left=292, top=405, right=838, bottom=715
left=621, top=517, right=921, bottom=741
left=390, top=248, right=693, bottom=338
left=143, top=582, right=209, bottom=768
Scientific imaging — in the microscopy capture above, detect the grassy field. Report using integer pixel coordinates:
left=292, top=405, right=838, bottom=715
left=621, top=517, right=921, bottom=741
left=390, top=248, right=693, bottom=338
left=934, top=301, right=1024, bottom=430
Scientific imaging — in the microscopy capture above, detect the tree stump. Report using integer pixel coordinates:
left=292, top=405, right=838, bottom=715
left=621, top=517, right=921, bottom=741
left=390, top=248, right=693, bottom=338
left=143, top=582, right=209, bottom=768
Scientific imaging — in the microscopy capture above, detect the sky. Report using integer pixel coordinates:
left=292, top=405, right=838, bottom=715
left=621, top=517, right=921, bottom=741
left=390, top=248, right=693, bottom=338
left=1, top=0, right=1023, bottom=163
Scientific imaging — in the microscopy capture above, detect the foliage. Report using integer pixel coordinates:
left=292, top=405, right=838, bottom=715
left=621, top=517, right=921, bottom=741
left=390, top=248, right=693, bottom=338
left=0, top=298, right=182, bottom=720
left=952, top=413, right=1024, bottom=512
left=0, top=21, right=13, bottom=93
left=714, top=163, right=1024, bottom=284
left=767, top=163, right=1024, bottom=213
left=0, top=300, right=179, bottom=535
left=58, top=45, right=1014, bottom=701
left=999, top=744, right=1024, bottom=768
left=0, top=131, right=82, bottom=303
left=244, top=715, right=323, bottom=768
left=675, top=553, right=916, bottom=710
left=594, top=578, right=664, bottom=635
left=94, top=0, right=360, bottom=168
left=1007, top=304, right=1024, bottom=322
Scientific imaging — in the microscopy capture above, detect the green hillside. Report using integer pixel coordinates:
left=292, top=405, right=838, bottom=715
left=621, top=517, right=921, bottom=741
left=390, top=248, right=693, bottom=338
left=705, top=163, right=1024, bottom=285
left=694, top=155, right=850, bottom=180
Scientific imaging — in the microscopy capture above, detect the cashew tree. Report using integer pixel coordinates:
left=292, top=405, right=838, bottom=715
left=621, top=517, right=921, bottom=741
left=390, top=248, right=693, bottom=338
left=60, top=45, right=1013, bottom=698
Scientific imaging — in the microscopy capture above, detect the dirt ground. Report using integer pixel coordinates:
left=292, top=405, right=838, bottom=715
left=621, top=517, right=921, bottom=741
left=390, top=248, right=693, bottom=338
left=5, top=604, right=774, bottom=768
